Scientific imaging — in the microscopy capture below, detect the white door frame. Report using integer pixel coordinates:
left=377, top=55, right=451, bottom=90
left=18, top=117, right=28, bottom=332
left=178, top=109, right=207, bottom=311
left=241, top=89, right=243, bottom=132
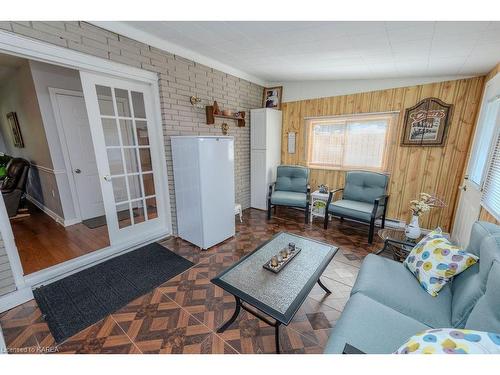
left=0, top=29, right=172, bottom=310
left=49, top=87, right=86, bottom=223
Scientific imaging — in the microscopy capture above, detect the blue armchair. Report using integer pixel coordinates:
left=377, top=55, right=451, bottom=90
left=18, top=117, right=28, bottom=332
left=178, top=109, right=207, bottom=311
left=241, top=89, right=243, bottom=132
left=268, top=165, right=310, bottom=224
left=324, top=171, right=389, bottom=243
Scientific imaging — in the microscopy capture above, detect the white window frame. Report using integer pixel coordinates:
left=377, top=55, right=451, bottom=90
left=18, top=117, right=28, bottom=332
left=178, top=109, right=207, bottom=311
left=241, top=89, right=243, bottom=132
left=0, top=30, right=172, bottom=310
left=305, top=111, right=398, bottom=172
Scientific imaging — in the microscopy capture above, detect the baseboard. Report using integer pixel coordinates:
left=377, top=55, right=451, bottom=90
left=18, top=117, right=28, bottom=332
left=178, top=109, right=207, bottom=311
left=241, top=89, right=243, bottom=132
left=0, top=287, right=33, bottom=313
left=25, top=194, right=79, bottom=227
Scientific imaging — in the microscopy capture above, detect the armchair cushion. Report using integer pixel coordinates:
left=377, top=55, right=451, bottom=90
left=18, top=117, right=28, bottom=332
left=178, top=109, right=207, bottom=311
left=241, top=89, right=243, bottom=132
left=270, top=191, right=307, bottom=208
left=275, top=165, right=309, bottom=193
left=343, top=171, right=389, bottom=204
left=328, top=199, right=384, bottom=222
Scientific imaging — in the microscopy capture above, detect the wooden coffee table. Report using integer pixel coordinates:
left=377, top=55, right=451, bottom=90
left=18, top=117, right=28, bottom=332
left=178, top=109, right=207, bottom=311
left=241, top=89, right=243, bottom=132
left=211, top=232, right=338, bottom=353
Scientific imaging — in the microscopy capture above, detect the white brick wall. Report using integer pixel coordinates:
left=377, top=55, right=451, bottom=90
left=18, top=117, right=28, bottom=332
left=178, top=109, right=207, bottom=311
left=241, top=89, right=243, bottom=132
left=0, top=21, right=263, bottom=235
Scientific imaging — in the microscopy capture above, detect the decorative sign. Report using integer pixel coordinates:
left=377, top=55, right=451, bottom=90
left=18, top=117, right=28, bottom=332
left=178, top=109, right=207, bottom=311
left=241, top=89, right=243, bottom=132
left=288, top=132, right=296, bottom=154
left=401, top=98, right=453, bottom=146
left=7, top=112, right=24, bottom=148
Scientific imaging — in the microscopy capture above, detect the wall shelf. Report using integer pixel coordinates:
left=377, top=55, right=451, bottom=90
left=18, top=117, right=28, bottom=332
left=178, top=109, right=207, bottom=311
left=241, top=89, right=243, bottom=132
left=206, top=106, right=245, bottom=127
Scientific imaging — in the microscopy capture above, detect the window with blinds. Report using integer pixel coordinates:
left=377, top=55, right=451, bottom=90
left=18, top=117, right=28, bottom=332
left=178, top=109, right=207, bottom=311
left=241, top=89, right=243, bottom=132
left=306, top=113, right=398, bottom=172
left=481, top=130, right=500, bottom=221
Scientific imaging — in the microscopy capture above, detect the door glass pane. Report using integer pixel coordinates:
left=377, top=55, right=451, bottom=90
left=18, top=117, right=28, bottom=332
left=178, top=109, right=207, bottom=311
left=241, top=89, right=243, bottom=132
left=131, top=91, right=146, bottom=119
left=116, top=203, right=132, bottom=228
left=107, top=149, right=124, bottom=175
left=128, top=175, right=143, bottom=200
left=139, top=148, right=152, bottom=172
left=96, top=83, right=159, bottom=230
left=136, top=121, right=149, bottom=145
left=114, top=88, right=131, bottom=117
left=133, top=200, right=146, bottom=224
left=102, top=118, right=119, bottom=146
left=112, top=177, right=127, bottom=203
left=142, top=173, right=155, bottom=196
left=119, top=120, right=136, bottom=146
left=96, top=85, right=114, bottom=116
left=146, top=197, right=158, bottom=220
left=123, top=148, right=138, bottom=174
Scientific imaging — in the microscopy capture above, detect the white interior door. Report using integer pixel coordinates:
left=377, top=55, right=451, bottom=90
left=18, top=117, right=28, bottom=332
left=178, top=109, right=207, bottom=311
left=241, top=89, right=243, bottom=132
left=452, top=75, right=500, bottom=246
left=451, top=179, right=482, bottom=247
left=53, top=91, right=105, bottom=220
left=79, top=71, right=168, bottom=245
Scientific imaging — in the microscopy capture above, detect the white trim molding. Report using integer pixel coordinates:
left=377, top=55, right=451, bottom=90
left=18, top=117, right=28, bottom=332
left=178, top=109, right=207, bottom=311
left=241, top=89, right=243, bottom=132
left=0, top=324, right=6, bottom=353
left=0, top=29, right=158, bottom=84
left=24, top=194, right=68, bottom=226
left=0, top=287, right=33, bottom=314
left=30, top=163, right=66, bottom=175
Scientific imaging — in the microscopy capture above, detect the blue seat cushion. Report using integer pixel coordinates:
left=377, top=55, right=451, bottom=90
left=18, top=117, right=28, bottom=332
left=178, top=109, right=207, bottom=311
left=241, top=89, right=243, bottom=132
left=324, top=293, right=429, bottom=354
left=343, top=171, right=388, bottom=204
left=271, top=191, right=307, bottom=208
left=275, top=165, right=309, bottom=193
left=351, top=254, right=452, bottom=328
left=328, top=199, right=384, bottom=222
left=465, top=260, right=500, bottom=333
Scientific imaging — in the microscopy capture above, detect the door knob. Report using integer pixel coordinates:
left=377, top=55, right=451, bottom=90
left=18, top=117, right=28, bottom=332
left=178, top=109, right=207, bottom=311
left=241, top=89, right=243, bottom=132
left=74, top=168, right=81, bottom=174
left=103, top=175, right=111, bottom=182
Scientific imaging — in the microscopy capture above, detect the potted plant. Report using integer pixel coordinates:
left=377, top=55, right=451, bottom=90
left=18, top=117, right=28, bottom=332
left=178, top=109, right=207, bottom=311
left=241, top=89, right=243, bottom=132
left=406, top=193, right=445, bottom=239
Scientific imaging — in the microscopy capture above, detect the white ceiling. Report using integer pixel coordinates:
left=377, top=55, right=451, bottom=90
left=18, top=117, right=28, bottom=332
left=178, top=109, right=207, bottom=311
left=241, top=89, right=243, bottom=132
left=101, top=21, right=500, bottom=83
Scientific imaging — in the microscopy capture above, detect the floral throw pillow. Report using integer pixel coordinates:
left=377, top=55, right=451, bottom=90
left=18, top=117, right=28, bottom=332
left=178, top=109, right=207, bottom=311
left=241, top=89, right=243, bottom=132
left=403, top=228, right=478, bottom=296
left=395, top=329, right=500, bottom=354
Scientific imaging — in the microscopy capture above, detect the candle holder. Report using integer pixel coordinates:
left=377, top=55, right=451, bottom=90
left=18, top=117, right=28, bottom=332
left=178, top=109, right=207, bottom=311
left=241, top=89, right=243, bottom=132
left=263, top=245, right=302, bottom=273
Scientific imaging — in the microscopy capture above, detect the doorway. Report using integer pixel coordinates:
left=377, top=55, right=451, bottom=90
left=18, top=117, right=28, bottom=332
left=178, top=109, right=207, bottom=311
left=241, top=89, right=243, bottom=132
left=50, top=89, right=105, bottom=221
left=0, top=41, right=170, bottom=284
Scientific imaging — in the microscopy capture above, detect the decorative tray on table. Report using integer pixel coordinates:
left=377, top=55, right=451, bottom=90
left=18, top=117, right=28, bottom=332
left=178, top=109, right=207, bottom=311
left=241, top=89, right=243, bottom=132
left=263, top=246, right=302, bottom=274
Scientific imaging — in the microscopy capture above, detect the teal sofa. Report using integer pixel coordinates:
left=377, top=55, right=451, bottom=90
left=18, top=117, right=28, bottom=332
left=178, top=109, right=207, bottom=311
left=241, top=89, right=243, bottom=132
left=268, top=165, right=310, bottom=223
left=324, top=171, right=389, bottom=243
left=324, top=221, right=500, bottom=354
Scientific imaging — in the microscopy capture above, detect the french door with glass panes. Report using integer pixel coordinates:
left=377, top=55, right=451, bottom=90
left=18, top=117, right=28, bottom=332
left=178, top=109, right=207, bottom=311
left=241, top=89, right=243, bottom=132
left=79, top=72, right=168, bottom=245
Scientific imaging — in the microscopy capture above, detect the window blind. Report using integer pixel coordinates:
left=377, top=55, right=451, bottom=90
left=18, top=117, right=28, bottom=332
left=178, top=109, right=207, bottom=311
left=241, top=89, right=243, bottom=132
left=306, top=113, right=397, bottom=172
left=481, top=130, right=500, bottom=221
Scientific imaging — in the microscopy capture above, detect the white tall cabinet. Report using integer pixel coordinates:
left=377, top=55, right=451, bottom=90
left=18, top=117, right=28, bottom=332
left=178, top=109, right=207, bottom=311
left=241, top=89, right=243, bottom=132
left=250, top=108, right=282, bottom=210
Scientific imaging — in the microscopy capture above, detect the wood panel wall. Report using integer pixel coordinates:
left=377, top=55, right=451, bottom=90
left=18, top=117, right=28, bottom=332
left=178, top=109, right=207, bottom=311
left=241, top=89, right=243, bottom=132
left=281, top=77, right=485, bottom=232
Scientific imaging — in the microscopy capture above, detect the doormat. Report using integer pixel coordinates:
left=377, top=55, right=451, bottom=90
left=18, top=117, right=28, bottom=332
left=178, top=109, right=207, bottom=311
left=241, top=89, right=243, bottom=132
left=33, top=243, right=193, bottom=343
left=82, top=210, right=135, bottom=229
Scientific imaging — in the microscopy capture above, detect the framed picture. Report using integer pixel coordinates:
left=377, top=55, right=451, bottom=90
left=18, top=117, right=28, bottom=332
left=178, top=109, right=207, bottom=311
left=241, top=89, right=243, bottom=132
left=262, top=86, right=283, bottom=110
left=7, top=112, right=24, bottom=148
left=401, top=97, right=453, bottom=147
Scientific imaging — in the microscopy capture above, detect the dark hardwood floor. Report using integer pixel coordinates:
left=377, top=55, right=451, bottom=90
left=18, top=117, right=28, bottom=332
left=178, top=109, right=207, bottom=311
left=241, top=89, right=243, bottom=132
left=0, top=207, right=384, bottom=354
left=11, top=203, right=110, bottom=275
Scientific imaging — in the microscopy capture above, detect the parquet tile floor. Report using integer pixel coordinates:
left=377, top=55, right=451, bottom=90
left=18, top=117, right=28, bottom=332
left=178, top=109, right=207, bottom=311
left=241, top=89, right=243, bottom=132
left=0, top=207, right=384, bottom=354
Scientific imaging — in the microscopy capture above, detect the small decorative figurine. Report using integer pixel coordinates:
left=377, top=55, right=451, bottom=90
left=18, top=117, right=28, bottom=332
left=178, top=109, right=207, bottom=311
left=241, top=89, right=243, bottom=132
left=213, top=101, right=221, bottom=115
left=318, top=184, right=329, bottom=194
left=288, top=242, right=296, bottom=251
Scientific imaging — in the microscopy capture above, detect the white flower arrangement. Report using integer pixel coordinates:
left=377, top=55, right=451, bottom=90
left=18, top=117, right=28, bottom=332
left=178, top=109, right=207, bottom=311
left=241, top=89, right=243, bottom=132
left=410, top=192, right=445, bottom=217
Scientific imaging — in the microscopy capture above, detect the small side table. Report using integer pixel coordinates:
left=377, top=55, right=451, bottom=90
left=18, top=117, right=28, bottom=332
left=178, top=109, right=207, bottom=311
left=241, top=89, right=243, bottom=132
left=310, top=190, right=330, bottom=222
left=377, top=228, right=424, bottom=262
